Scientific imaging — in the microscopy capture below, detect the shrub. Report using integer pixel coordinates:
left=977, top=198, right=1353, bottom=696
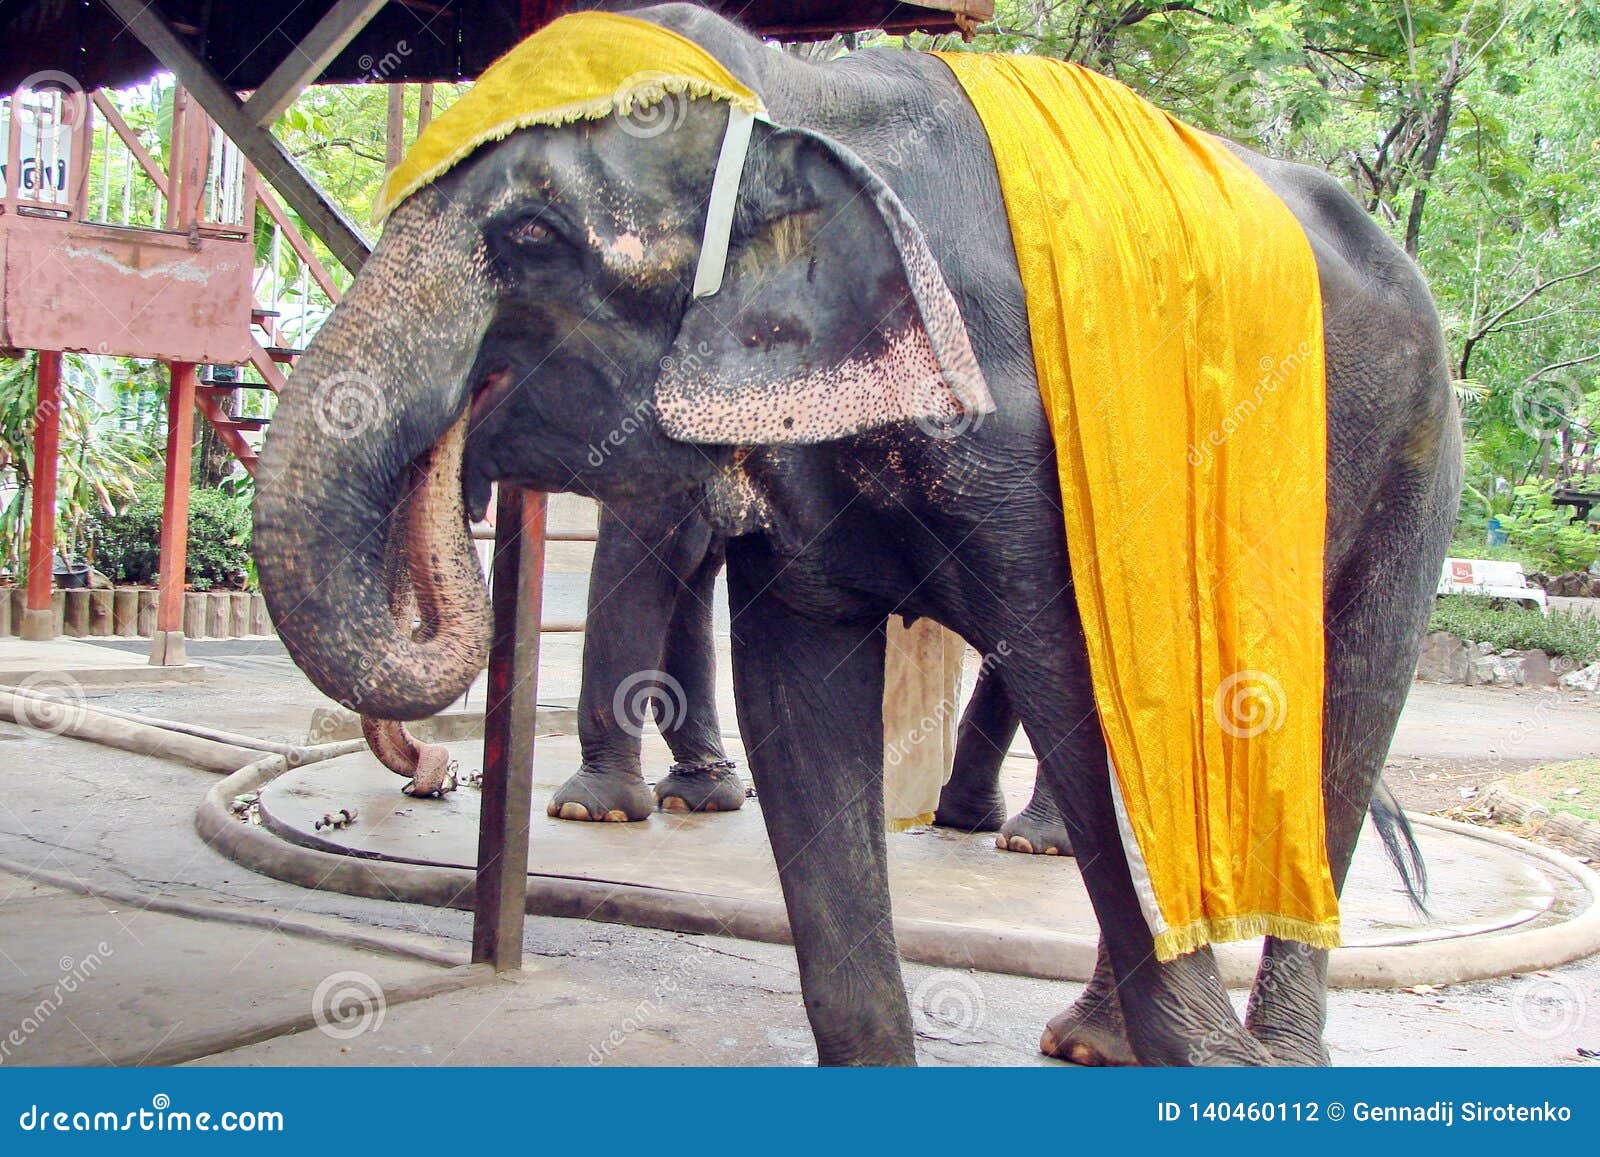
left=1429, top=595, right=1600, bottom=665
left=1495, top=483, right=1600, bottom=574
left=90, top=482, right=253, bottom=591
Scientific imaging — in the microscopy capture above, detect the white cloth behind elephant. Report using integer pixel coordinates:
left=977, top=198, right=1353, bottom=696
left=881, top=618, right=966, bottom=831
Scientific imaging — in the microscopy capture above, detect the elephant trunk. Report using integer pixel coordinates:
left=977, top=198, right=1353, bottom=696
left=254, top=191, right=496, bottom=721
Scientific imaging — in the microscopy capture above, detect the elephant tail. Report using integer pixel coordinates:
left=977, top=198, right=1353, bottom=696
left=1368, top=781, right=1428, bottom=914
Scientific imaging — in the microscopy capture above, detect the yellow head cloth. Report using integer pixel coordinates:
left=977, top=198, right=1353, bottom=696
left=373, top=11, right=765, bottom=223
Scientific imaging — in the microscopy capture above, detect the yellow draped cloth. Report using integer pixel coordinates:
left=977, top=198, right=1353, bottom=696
left=937, top=52, right=1339, bottom=960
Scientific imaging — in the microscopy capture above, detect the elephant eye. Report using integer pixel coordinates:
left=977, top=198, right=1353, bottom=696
left=509, top=218, right=552, bottom=246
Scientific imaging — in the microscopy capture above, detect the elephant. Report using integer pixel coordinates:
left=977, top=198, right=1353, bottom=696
left=549, top=491, right=748, bottom=821
left=255, top=3, right=1459, bottom=1066
left=551, top=494, right=1071, bottom=853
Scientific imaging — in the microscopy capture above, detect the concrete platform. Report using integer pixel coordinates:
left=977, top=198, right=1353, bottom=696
left=244, top=733, right=1598, bottom=986
left=0, top=637, right=204, bottom=687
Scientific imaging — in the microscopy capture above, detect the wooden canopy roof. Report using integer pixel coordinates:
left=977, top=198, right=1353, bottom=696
left=1, top=1, right=992, bottom=95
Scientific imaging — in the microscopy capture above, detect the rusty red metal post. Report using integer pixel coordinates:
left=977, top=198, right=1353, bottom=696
left=472, top=486, right=548, bottom=971
left=150, top=362, right=197, bottom=666
left=20, top=351, right=63, bottom=640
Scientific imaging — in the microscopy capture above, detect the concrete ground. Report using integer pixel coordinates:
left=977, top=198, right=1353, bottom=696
left=1, top=499, right=1597, bottom=1067
left=1, top=660, right=1597, bottom=1065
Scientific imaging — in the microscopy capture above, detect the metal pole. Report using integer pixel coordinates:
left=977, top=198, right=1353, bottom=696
left=150, top=363, right=196, bottom=666
left=472, top=487, right=547, bottom=972
left=20, top=351, right=63, bottom=640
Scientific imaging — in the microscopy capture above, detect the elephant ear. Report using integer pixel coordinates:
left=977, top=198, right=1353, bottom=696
left=655, top=125, right=992, bottom=445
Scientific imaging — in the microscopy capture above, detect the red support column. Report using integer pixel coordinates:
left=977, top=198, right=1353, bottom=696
left=150, top=362, right=196, bottom=666
left=20, top=351, right=63, bottom=640
left=472, top=487, right=548, bottom=971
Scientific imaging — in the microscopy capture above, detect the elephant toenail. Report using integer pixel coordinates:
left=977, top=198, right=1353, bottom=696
left=1008, top=836, right=1034, bottom=853
left=557, top=802, right=592, bottom=821
left=603, top=809, right=629, bottom=822
left=661, top=796, right=688, bottom=812
left=1045, top=846, right=1060, bottom=855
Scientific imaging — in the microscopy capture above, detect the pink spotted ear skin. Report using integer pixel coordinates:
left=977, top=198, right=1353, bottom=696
left=657, top=326, right=980, bottom=446
left=654, top=127, right=992, bottom=448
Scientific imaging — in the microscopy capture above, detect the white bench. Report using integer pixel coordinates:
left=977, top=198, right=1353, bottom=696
left=1437, top=557, right=1548, bottom=613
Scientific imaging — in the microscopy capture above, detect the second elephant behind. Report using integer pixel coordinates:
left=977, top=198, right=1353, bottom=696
left=550, top=491, right=1072, bottom=856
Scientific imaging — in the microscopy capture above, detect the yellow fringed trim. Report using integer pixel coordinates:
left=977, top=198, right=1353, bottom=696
left=886, top=812, right=936, bottom=833
left=373, top=79, right=762, bottom=222
left=1153, top=914, right=1343, bottom=964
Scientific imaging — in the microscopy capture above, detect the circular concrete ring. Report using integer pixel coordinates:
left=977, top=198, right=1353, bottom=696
left=199, top=754, right=1600, bottom=989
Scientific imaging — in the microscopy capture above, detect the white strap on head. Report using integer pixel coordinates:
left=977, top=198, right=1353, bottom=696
left=692, top=104, right=761, bottom=298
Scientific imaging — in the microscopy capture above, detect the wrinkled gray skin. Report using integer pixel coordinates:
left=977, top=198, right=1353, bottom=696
left=255, top=4, right=1460, bottom=1066
left=558, top=496, right=1069, bottom=853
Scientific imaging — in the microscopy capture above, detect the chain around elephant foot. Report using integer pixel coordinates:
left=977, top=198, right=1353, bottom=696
left=932, top=783, right=1007, bottom=833
left=997, top=797, right=1073, bottom=856
left=547, top=766, right=655, bottom=822
left=655, top=758, right=746, bottom=813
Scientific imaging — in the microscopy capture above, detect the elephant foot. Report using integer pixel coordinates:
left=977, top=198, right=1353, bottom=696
left=996, top=806, right=1072, bottom=856
left=932, top=787, right=1007, bottom=833
left=655, top=759, right=745, bottom=813
left=546, top=767, right=655, bottom=822
left=1248, top=1025, right=1331, bottom=1067
left=1040, top=990, right=1136, bottom=1066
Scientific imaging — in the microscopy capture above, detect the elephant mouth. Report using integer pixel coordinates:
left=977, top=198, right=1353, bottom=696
left=469, top=366, right=516, bottom=430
